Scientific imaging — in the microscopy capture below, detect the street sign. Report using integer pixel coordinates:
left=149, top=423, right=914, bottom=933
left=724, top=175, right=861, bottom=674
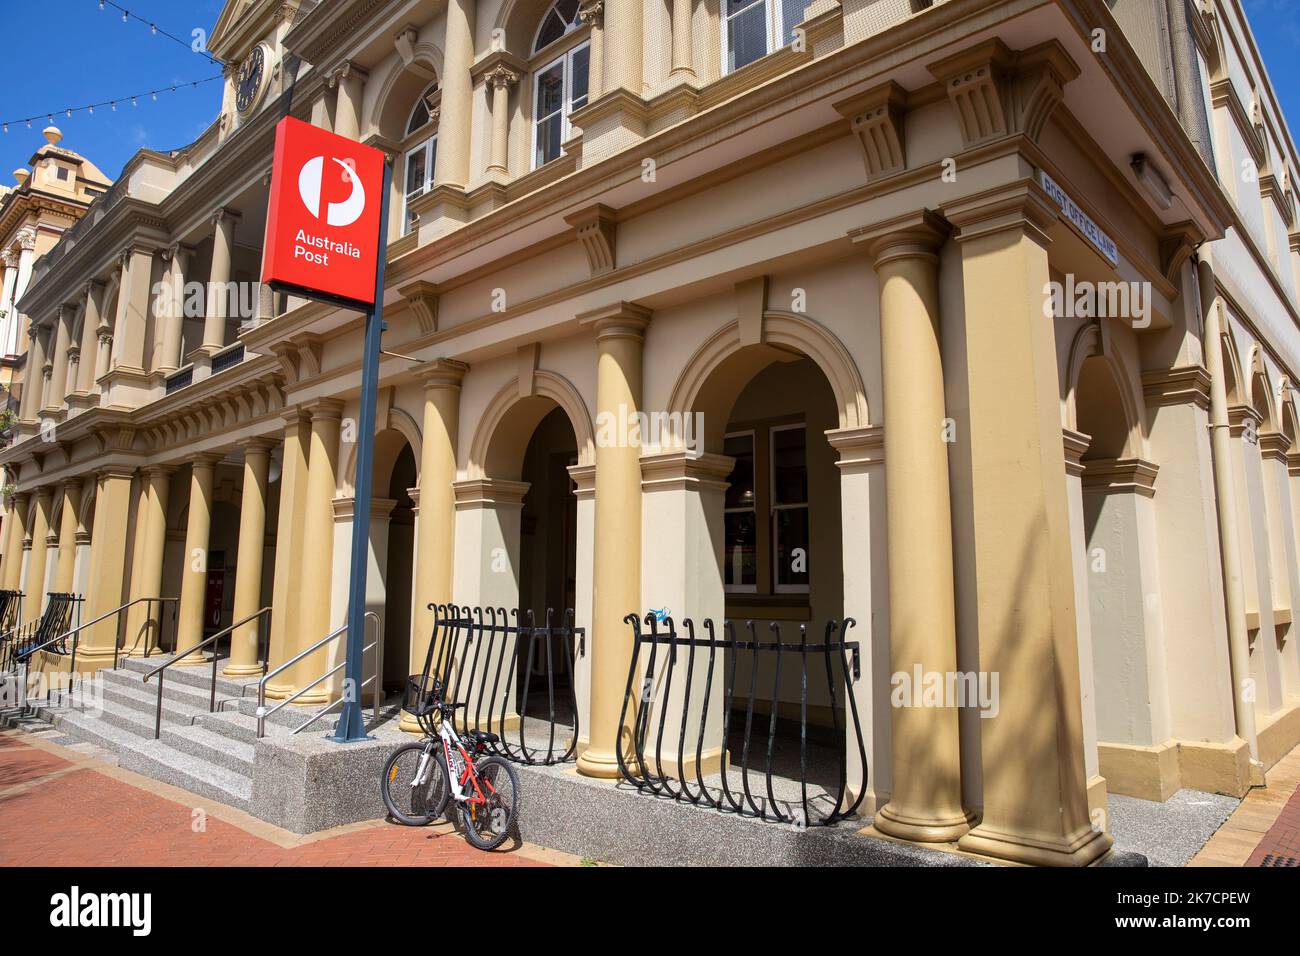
left=261, top=116, right=386, bottom=306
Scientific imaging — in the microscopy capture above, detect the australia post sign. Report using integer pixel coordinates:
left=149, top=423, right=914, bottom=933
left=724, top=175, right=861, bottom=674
left=261, top=116, right=385, bottom=306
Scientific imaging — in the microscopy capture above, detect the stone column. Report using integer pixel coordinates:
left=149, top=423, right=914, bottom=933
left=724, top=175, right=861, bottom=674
left=2, top=492, right=31, bottom=592
left=576, top=301, right=650, bottom=778
left=0, top=251, right=18, bottom=357
left=404, top=360, right=467, bottom=731
left=74, top=283, right=105, bottom=397
left=79, top=467, right=135, bottom=666
left=175, top=454, right=220, bottom=664
left=486, top=67, right=519, bottom=178
left=54, top=479, right=81, bottom=593
left=579, top=2, right=605, bottom=99
left=45, top=304, right=76, bottom=412
left=434, top=0, right=476, bottom=190
left=19, top=322, right=48, bottom=424
left=7, top=232, right=36, bottom=357
left=112, top=247, right=155, bottom=374
left=945, top=183, right=1109, bottom=865
left=124, top=465, right=173, bottom=655
left=331, top=63, right=368, bottom=141
left=670, top=0, right=694, bottom=78
left=288, top=399, right=343, bottom=703
left=601, top=0, right=642, bottom=97
left=23, top=486, right=53, bottom=618
left=852, top=211, right=970, bottom=842
left=265, top=409, right=311, bottom=698
left=159, top=245, right=190, bottom=373
left=226, top=439, right=273, bottom=676
left=203, top=211, right=238, bottom=353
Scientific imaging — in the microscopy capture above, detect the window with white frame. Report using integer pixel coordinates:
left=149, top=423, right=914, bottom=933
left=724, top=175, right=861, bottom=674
left=723, top=423, right=810, bottom=595
left=532, top=0, right=589, bottom=169
left=722, top=0, right=814, bottom=75
left=402, top=83, right=439, bottom=235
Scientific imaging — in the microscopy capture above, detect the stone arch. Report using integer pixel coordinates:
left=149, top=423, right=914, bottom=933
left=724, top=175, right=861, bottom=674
left=1219, top=315, right=1246, bottom=406
left=1063, top=323, right=1146, bottom=459
left=340, top=404, right=423, bottom=493
left=370, top=49, right=443, bottom=143
left=467, top=369, right=594, bottom=479
left=495, top=0, right=572, bottom=56
left=1246, top=345, right=1278, bottom=431
left=667, top=311, right=868, bottom=451
left=1279, top=380, right=1300, bottom=451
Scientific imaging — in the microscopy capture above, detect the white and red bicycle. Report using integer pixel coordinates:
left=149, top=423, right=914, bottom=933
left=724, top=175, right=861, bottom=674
left=380, top=687, right=520, bottom=851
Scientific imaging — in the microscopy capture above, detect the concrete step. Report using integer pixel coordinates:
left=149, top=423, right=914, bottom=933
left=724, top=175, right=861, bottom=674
left=159, top=723, right=255, bottom=776
left=195, top=710, right=296, bottom=745
left=99, top=666, right=247, bottom=715
left=95, top=675, right=241, bottom=730
left=33, top=703, right=252, bottom=810
left=115, top=655, right=260, bottom=701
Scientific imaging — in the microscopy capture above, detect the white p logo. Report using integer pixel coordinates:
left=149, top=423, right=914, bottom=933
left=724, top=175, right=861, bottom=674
left=298, top=156, right=366, bottom=227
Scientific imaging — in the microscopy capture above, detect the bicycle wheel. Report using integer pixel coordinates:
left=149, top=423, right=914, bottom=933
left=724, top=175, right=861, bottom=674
left=381, top=741, right=450, bottom=826
left=460, top=755, right=519, bottom=851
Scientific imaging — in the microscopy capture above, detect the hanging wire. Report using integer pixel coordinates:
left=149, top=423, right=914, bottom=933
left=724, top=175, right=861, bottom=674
left=1, top=75, right=223, bottom=133
left=96, top=0, right=223, bottom=66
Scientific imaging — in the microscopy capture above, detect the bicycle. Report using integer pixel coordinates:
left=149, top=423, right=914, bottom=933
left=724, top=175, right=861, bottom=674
left=380, top=686, right=520, bottom=851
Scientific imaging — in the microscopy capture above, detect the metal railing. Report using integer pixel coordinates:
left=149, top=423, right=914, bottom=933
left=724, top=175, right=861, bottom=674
left=408, top=604, right=584, bottom=766
left=615, top=614, right=867, bottom=828
left=255, top=611, right=382, bottom=738
left=0, top=593, right=83, bottom=675
left=142, top=607, right=272, bottom=739
left=0, top=589, right=23, bottom=637
left=210, top=343, right=245, bottom=374
left=164, top=366, right=194, bottom=395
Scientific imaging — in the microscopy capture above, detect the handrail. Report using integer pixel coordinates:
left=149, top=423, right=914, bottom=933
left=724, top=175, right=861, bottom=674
left=142, top=606, right=272, bottom=739
left=256, top=611, right=382, bottom=738
left=6, top=596, right=176, bottom=672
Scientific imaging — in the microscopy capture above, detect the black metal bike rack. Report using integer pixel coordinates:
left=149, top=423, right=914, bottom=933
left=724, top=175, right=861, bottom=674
left=615, top=613, right=868, bottom=828
left=409, top=603, right=584, bottom=766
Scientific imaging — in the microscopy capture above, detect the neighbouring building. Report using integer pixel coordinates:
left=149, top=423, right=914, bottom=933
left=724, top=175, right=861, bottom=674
left=3, top=0, right=1300, bottom=865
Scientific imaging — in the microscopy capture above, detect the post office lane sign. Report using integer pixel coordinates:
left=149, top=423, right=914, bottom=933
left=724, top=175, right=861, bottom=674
left=262, top=116, right=385, bottom=306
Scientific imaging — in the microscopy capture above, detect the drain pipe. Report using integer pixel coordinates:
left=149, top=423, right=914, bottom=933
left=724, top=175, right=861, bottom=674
left=1194, top=249, right=1265, bottom=787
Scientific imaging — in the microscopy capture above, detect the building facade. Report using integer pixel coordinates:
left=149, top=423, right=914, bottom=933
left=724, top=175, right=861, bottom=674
left=3, top=0, right=1300, bottom=865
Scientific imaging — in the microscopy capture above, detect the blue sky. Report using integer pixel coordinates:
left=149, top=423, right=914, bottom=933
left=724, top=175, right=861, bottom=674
left=1, top=1, right=1299, bottom=185
left=0, top=0, right=227, bottom=181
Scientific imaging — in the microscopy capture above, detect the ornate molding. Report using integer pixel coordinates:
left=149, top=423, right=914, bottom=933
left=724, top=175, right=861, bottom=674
left=565, top=203, right=618, bottom=276
left=399, top=280, right=439, bottom=334
left=834, top=81, right=907, bottom=180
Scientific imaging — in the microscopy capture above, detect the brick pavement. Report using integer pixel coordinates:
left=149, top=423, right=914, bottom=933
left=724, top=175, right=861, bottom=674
left=0, top=731, right=576, bottom=868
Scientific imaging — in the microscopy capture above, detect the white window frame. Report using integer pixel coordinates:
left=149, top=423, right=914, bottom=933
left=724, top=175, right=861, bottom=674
left=401, top=135, right=437, bottom=236
left=769, top=422, right=810, bottom=594
left=723, top=428, right=759, bottom=594
left=531, top=40, right=590, bottom=170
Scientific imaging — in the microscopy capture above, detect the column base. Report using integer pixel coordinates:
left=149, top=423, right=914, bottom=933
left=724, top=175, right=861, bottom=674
left=221, top=661, right=265, bottom=678
left=1258, top=701, right=1300, bottom=770
left=958, top=821, right=1113, bottom=867
left=873, top=802, right=975, bottom=843
left=576, top=746, right=625, bottom=779
left=263, top=681, right=294, bottom=701
left=172, top=654, right=212, bottom=668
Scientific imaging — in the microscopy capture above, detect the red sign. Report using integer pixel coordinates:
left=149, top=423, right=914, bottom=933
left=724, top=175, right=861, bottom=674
left=261, top=116, right=385, bottom=306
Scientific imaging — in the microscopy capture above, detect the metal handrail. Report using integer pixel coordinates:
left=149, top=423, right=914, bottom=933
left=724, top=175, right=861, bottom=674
left=256, top=610, right=382, bottom=738
left=142, top=607, right=272, bottom=739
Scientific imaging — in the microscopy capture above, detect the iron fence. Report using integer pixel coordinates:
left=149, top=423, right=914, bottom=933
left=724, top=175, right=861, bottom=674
left=407, top=604, right=583, bottom=765
left=0, top=593, right=83, bottom=674
left=616, top=613, right=867, bottom=828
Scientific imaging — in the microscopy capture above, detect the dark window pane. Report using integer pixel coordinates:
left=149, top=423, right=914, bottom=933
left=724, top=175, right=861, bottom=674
left=536, top=61, right=564, bottom=118
left=535, top=11, right=566, bottom=51
left=771, top=427, right=807, bottom=505
left=782, top=0, right=812, bottom=44
left=407, top=100, right=429, bottom=135
left=774, top=507, right=809, bottom=587
left=535, top=113, right=563, bottom=166
left=725, top=511, right=757, bottom=588
left=728, top=4, right=768, bottom=72
left=556, top=0, right=580, bottom=24
left=570, top=45, right=590, bottom=108
left=405, top=147, right=427, bottom=199
left=724, top=434, right=755, bottom=510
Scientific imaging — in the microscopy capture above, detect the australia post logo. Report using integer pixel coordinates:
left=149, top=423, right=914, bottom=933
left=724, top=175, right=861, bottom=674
left=262, top=116, right=384, bottom=306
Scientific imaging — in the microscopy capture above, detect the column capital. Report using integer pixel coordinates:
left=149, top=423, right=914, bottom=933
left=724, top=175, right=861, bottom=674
left=578, top=0, right=604, bottom=27
left=452, top=477, right=530, bottom=509
left=1, top=250, right=16, bottom=268
left=849, top=209, right=949, bottom=267
left=415, top=357, right=469, bottom=390
left=140, top=463, right=177, bottom=479
left=940, top=179, right=1057, bottom=247
left=485, top=64, right=520, bottom=90
left=239, top=436, right=278, bottom=455
left=95, top=465, right=137, bottom=482
left=164, top=243, right=194, bottom=266
left=1062, top=428, right=1089, bottom=477
left=212, top=207, right=242, bottom=230
left=188, top=452, right=225, bottom=469
left=280, top=405, right=313, bottom=427
left=578, top=301, right=652, bottom=341
left=303, top=397, right=345, bottom=420
left=329, top=60, right=370, bottom=88
left=59, top=475, right=83, bottom=494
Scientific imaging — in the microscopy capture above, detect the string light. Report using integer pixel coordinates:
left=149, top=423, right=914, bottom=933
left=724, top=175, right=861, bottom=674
left=96, top=1, right=222, bottom=66
left=0, top=74, right=222, bottom=131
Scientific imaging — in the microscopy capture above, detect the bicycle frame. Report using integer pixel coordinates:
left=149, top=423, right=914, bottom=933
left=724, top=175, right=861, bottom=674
left=412, top=719, right=495, bottom=808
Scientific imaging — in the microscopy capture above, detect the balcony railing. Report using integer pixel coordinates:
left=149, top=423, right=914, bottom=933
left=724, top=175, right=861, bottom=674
left=164, top=366, right=193, bottom=395
left=211, top=342, right=245, bottom=375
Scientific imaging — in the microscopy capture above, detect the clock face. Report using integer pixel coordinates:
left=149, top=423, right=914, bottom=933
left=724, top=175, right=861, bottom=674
left=236, top=46, right=265, bottom=114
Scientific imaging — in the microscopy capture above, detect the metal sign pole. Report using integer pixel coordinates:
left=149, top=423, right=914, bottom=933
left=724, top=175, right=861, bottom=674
left=330, top=157, right=393, bottom=743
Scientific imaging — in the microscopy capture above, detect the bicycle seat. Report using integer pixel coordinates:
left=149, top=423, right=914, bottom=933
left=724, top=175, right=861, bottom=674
left=468, top=730, right=500, bottom=745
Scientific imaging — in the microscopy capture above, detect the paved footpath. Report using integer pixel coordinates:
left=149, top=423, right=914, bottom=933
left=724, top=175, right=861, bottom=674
left=1191, top=744, right=1300, bottom=867
left=0, top=730, right=580, bottom=868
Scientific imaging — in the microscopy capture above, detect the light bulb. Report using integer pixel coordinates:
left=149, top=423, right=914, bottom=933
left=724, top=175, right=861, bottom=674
left=111, top=102, right=117, bottom=112
left=131, top=97, right=138, bottom=107
left=88, top=106, right=94, bottom=115
left=150, top=23, right=157, bottom=35
left=122, top=10, right=128, bottom=22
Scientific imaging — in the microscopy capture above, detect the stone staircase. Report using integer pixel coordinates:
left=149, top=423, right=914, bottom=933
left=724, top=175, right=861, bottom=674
left=6, top=655, right=345, bottom=813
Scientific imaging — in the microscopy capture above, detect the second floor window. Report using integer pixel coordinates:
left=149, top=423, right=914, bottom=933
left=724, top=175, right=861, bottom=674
left=532, top=0, right=589, bottom=169
left=403, top=84, right=439, bottom=235
left=723, top=0, right=813, bottom=74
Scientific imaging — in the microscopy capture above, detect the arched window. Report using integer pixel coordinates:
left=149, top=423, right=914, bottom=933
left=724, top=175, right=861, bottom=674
left=723, top=0, right=813, bottom=74
left=532, top=0, right=589, bottom=169
left=403, top=82, right=439, bottom=234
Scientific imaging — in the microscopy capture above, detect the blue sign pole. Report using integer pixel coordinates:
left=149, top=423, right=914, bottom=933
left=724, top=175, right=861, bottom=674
left=330, top=157, right=393, bottom=743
